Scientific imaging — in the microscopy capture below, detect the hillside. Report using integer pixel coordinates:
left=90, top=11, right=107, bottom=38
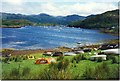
left=62, top=14, right=85, bottom=24
left=2, top=20, right=33, bottom=28
left=68, top=9, right=119, bottom=35
left=1, top=13, right=85, bottom=25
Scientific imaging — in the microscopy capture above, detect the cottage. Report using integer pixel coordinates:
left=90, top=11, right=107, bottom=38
left=90, top=55, right=107, bottom=60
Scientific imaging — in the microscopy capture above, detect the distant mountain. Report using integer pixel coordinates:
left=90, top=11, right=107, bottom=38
left=86, top=14, right=96, bottom=18
left=68, top=9, right=119, bottom=35
left=63, top=14, right=85, bottom=21
left=1, top=12, right=85, bottom=25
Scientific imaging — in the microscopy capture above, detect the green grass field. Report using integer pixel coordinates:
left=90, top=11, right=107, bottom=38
left=1, top=52, right=119, bottom=80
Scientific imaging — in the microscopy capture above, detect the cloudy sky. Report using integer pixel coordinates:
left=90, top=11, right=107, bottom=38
left=1, top=0, right=119, bottom=16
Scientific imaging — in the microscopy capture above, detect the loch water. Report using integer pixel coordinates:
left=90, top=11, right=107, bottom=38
left=1, top=26, right=118, bottom=50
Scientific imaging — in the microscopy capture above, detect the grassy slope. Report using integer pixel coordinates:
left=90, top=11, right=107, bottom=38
left=2, top=52, right=119, bottom=80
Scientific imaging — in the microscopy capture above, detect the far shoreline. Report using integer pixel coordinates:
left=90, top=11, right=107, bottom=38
left=1, top=25, right=119, bottom=36
left=0, top=26, right=22, bottom=28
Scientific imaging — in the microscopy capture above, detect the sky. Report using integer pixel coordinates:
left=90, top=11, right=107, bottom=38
left=1, top=0, right=119, bottom=16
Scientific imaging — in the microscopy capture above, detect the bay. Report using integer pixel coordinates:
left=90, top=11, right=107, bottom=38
left=1, top=26, right=118, bottom=50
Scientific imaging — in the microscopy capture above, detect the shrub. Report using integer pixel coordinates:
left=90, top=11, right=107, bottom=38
left=76, top=55, right=81, bottom=63
left=3, top=57, right=9, bottom=63
left=38, top=67, right=73, bottom=80
left=57, top=56, right=64, bottom=61
left=10, top=68, right=20, bottom=79
left=72, top=60, right=77, bottom=67
left=82, top=67, right=93, bottom=79
left=82, top=62, right=110, bottom=80
left=71, top=56, right=76, bottom=63
left=14, top=56, right=22, bottom=62
left=93, top=62, right=110, bottom=79
left=111, top=56, right=117, bottom=64
left=76, top=60, right=79, bottom=63
left=37, top=58, right=72, bottom=80
left=106, top=55, right=113, bottom=60
left=61, top=59, right=70, bottom=70
left=0, top=57, right=2, bottom=62
left=109, top=66, right=119, bottom=79
left=51, top=59, right=70, bottom=71
left=71, top=58, right=74, bottom=63
left=22, top=67, right=31, bottom=76
left=12, top=57, right=15, bottom=60
left=22, top=55, right=28, bottom=60
left=9, top=57, right=14, bottom=61
left=76, top=55, right=81, bottom=60
left=71, top=54, right=86, bottom=64
left=81, top=54, right=86, bottom=60
left=73, top=55, right=81, bottom=63
left=2, top=49, right=13, bottom=57
left=90, top=58, right=96, bottom=61
left=34, top=56, right=35, bottom=59
left=96, top=57, right=103, bottom=62
left=49, top=58, right=70, bottom=71
left=49, top=62, right=57, bottom=69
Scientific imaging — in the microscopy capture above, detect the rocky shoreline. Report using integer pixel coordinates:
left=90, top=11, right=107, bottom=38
left=0, top=26, right=22, bottom=28
left=1, top=39, right=119, bottom=56
left=1, top=47, right=72, bottom=56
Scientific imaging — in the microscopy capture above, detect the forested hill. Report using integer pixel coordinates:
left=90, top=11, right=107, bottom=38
left=68, top=9, right=119, bottom=35
left=68, top=9, right=118, bottom=28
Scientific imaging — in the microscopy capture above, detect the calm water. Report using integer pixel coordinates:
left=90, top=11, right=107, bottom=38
left=1, top=26, right=118, bottom=49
